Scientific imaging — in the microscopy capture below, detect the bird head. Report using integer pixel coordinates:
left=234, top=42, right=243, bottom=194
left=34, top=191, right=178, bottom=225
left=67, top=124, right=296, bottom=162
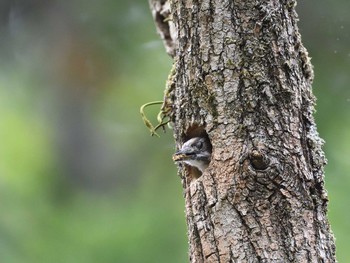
left=172, top=137, right=212, bottom=172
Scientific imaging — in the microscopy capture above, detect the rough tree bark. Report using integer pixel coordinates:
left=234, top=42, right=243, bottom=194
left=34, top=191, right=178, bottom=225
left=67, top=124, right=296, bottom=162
left=149, top=0, right=337, bottom=262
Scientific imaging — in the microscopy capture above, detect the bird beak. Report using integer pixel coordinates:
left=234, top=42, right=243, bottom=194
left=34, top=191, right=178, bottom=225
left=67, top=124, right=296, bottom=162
left=172, top=150, right=192, bottom=162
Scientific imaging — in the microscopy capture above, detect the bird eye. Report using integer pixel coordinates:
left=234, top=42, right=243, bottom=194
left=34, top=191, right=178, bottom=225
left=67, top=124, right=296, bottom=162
left=197, top=141, right=203, bottom=149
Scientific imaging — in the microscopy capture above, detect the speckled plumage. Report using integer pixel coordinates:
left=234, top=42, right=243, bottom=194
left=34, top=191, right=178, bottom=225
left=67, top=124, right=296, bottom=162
left=172, top=137, right=211, bottom=172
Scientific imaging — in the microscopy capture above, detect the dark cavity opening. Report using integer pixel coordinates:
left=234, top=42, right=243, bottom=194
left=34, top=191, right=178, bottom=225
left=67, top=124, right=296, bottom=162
left=182, top=125, right=212, bottom=179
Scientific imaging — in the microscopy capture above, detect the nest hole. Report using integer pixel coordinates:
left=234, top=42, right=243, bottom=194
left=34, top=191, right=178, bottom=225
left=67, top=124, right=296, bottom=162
left=182, top=124, right=212, bottom=179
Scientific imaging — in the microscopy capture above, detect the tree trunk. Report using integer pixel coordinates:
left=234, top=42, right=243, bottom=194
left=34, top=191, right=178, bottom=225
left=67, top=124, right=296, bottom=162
left=149, top=0, right=337, bottom=262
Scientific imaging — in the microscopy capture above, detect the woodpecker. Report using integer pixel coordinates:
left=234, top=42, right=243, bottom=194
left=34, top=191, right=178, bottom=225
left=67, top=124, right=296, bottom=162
left=172, top=137, right=212, bottom=172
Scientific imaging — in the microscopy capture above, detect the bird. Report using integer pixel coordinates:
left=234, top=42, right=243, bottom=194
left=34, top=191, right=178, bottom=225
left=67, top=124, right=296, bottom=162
left=172, top=137, right=212, bottom=172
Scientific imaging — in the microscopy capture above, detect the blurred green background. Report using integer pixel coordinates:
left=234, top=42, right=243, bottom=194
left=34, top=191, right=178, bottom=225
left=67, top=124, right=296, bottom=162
left=0, top=0, right=348, bottom=262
